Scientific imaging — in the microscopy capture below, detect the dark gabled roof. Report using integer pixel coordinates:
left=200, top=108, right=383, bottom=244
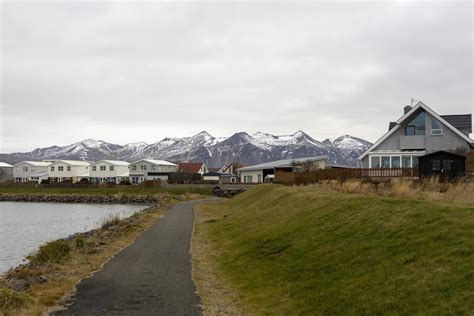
left=388, top=122, right=397, bottom=131
left=441, top=114, right=472, bottom=133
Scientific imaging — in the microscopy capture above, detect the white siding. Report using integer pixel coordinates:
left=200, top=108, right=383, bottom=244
left=49, top=161, right=90, bottom=183
left=239, top=170, right=264, bottom=183
left=13, top=162, right=51, bottom=183
left=90, top=161, right=129, bottom=184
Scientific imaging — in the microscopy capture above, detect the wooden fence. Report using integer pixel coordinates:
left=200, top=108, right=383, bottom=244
left=275, top=168, right=419, bottom=185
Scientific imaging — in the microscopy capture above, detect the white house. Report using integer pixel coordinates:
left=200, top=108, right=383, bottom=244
left=237, top=156, right=329, bottom=183
left=0, top=162, right=13, bottom=183
left=48, top=160, right=91, bottom=183
left=128, top=159, right=178, bottom=184
left=90, top=160, right=130, bottom=184
left=13, top=161, right=52, bottom=183
left=202, top=172, right=222, bottom=182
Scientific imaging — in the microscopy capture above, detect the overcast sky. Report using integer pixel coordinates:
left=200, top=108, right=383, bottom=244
left=0, top=1, right=472, bottom=153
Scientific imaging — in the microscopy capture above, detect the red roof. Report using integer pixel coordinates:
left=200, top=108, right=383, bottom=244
left=178, top=162, right=204, bottom=173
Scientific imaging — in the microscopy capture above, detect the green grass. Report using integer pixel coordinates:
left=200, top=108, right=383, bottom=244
left=29, top=240, right=72, bottom=265
left=0, top=184, right=212, bottom=196
left=0, top=288, right=29, bottom=311
left=200, top=185, right=474, bottom=314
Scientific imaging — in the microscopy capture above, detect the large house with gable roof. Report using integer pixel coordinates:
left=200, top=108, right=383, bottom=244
left=359, top=102, right=473, bottom=169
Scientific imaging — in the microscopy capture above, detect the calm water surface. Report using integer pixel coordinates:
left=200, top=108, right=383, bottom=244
left=0, top=202, right=147, bottom=274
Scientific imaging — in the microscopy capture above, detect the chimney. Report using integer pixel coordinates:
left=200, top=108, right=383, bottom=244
left=404, top=105, right=412, bottom=114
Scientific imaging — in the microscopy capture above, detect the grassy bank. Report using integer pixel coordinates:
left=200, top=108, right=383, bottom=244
left=0, top=184, right=212, bottom=197
left=193, top=185, right=474, bottom=314
left=0, top=196, right=188, bottom=315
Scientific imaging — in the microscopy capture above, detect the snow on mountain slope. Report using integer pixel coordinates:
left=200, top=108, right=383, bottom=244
left=0, top=131, right=372, bottom=167
left=252, top=130, right=322, bottom=147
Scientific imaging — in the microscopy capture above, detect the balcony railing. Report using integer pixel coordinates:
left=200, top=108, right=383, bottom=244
left=400, top=135, right=425, bottom=149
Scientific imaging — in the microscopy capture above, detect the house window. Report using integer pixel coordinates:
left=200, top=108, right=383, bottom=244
left=402, top=156, right=411, bottom=168
left=58, top=166, right=64, bottom=171
left=405, top=126, right=416, bottom=136
left=100, top=166, right=106, bottom=171
left=141, top=165, right=147, bottom=171
left=243, top=175, right=253, bottom=183
left=381, top=156, right=391, bottom=169
left=431, top=118, right=443, bottom=135
left=132, top=165, right=137, bottom=171
left=92, top=166, right=97, bottom=171
left=23, top=166, right=28, bottom=172
left=412, top=156, right=419, bottom=168
left=51, top=166, right=55, bottom=171
left=67, top=166, right=71, bottom=171
left=371, top=156, right=381, bottom=168
left=442, top=160, right=451, bottom=171
left=432, top=159, right=441, bottom=171
left=151, top=165, right=156, bottom=170
left=405, top=111, right=425, bottom=136
left=391, top=156, right=401, bottom=168
left=110, top=166, right=114, bottom=171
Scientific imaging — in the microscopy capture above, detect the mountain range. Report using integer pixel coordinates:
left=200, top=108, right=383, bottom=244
left=0, top=131, right=372, bottom=168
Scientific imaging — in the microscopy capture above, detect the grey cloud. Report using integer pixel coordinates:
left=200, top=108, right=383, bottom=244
left=1, top=1, right=472, bottom=152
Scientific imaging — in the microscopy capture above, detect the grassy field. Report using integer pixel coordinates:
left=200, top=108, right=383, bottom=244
left=194, top=185, right=474, bottom=314
left=0, top=184, right=212, bottom=196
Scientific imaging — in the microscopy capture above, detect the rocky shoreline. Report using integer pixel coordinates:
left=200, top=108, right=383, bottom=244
left=0, top=193, right=162, bottom=204
left=1, top=203, right=159, bottom=292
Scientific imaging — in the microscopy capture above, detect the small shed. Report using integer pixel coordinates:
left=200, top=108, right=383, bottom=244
left=219, top=174, right=239, bottom=184
left=418, top=151, right=466, bottom=180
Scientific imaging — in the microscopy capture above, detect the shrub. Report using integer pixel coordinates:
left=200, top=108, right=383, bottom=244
left=0, top=288, right=29, bottom=311
left=100, top=213, right=122, bottom=230
left=74, top=236, right=97, bottom=250
left=30, top=240, right=71, bottom=264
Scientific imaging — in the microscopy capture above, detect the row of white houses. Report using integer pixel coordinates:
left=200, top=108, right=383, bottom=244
left=13, top=159, right=178, bottom=184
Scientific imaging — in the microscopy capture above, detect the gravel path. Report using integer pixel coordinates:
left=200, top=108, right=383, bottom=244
left=56, top=200, right=204, bottom=315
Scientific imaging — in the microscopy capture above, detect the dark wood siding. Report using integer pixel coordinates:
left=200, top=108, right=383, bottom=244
left=418, top=151, right=466, bottom=180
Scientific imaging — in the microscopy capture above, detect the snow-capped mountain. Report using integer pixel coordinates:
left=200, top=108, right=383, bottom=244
left=0, top=131, right=372, bottom=167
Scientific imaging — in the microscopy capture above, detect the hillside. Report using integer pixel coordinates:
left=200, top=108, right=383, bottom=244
left=193, top=185, right=474, bottom=314
left=0, top=131, right=371, bottom=167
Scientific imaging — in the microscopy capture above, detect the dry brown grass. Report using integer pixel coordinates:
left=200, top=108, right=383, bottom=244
left=321, top=177, right=474, bottom=205
left=192, top=202, right=242, bottom=316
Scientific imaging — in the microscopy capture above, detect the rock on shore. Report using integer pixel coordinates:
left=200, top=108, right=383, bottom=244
left=212, top=186, right=246, bottom=198
left=0, top=194, right=161, bottom=204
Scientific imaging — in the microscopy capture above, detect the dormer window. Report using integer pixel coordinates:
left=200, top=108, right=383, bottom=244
left=431, top=118, right=443, bottom=135
left=405, top=112, right=425, bottom=136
